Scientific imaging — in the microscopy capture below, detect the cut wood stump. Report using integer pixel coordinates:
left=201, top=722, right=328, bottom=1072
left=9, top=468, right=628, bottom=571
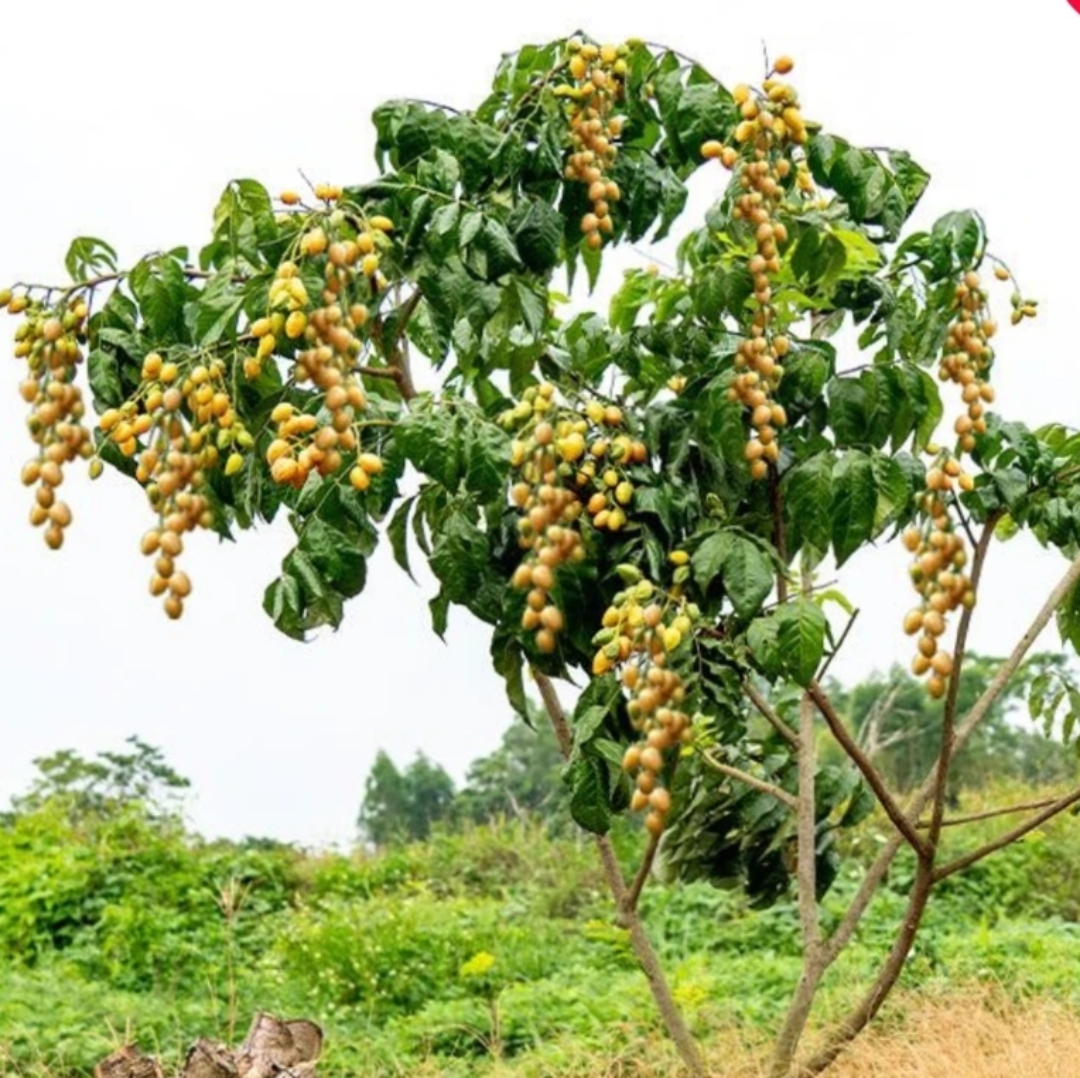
left=94, top=1013, right=323, bottom=1078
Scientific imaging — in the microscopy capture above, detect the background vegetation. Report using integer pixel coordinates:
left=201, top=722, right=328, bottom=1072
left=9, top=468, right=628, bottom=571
left=2, top=667, right=1079, bottom=1077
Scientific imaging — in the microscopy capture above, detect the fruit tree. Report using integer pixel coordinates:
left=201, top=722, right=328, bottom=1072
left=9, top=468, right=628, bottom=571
left=7, top=34, right=1080, bottom=1077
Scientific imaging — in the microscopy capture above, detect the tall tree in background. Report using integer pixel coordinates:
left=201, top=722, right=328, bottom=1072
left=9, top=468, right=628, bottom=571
left=828, top=654, right=1076, bottom=794
left=357, top=750, right=456, bottom=846
left=456, top=702, right=567, bottom=827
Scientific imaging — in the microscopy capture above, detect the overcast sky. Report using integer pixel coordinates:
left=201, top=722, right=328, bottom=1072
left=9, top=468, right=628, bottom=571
left=1, top=1, right=1079, bottom=848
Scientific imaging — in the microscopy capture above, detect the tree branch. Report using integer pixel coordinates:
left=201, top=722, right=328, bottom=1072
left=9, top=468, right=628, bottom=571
left=916, top=797, right=1062, bottom=830
left=934, top=786, right=1080, bottom=882
left=817, top=608, right=860, bottom=682
left=807, top=681, right=927, bottom=856
left=796, top=691, right=819, bottom=951
left=928, top=512, right=1000, bottom=849
left=623, top=831, right=661, bottom=915
left=700, top=750, right=797, bottom=810
left=532, top=670, right=705, bottom=1077
left=820, top=832, right=905, bottom=966
left=771, top=469, right=789, bottom=604
left=744, top=680, right=800, bottom=748
left=953, top=548, right=1080, bottom=757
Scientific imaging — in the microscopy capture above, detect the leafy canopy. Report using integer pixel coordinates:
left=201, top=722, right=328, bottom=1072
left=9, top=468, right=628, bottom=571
left=5, top=35, right=1076, bottom=906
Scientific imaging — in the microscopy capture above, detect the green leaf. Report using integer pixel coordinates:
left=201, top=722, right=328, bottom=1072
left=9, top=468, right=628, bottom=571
left=783, top=453, right=834, bottom=555
left=491, top=630, right=528, bottom=719
left=747, top=618, right=782, bottom=679
left=428, top=512, right=489, bottom=607
left=721, top=536, right=776, bottom=620
left=566, top=755, right=611, bottom=835
left=831, top=451, right=876, bottom=565
left=87, top=349, right=124, bottom=409
left=1057, top=581, right=1080, bottom=657
left=827, top=375, right=868, bottom=447
left=510, top=198, right=563, bottom=273
left=693, top=531, right=775, bottom=619
left=299, top=518, right=367, bottom=599
left=869, top=451, right=910, bottom=533
left=573, top=706, right=609, bottom=750
left=776, top=598, right=827, bottom=687
left=463, top=416, right=511, bottom=498
left=263, top=574, right=306, bottom=642
left=65, top=236, right=118, bottom=282
left=387, top=496, right=417, bottom=581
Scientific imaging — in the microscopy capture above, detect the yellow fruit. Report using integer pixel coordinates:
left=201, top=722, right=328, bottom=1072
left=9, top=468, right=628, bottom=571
left=285, top=311, right=307, bottom=339
left=358, top=453, right=383, bottom=476
left=774, top=55, right=794, bottom=74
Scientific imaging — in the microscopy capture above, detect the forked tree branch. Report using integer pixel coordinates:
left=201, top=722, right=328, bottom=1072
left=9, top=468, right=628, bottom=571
left=532, top=670, right=705, bottom=1077
left=744, top=680, right=801, bottom=748
left=807, top=681, right=927, bottom=856
left=952, top=548, right=1080, bottom=755
left=934, top=786, right=1080, bottom=882
left=701, top=750, right=798, bottom=810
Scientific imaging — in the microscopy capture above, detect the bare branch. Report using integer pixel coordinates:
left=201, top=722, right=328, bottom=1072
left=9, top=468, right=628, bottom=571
left=623, top=832, right=661, bottom=914
left=771, top=469, right=789, bottom=604
left=796, top=691, right=820, bottom=950
left=928, top=512, right=1000, bottom=848
left=807, top=681, right=927, bottom=856
left=953, top=548, right=1080, bottom=757
left=817, top=607, right=860, bottom=682
left=745, top=680, right=801, bottom=748
left=934, top=786, right=1080, bottom=882
left=701, top=750, right=797, bottom=809
left=821, top=832, right=905, bottom=965
left=917, top=797, right=1063, bottom=830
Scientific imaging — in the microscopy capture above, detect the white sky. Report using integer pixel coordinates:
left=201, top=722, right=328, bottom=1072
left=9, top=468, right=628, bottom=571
left=2, top=0, right=1079, bottom=848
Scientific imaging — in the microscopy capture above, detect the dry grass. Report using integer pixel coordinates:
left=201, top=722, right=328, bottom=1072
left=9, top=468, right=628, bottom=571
left=818, top=990, right=1080, bottom=1078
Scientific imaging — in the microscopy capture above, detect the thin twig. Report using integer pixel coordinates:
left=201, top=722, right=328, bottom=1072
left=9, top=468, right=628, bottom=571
left=953, top=548, right=1080, bottom=756
left=700, top=750, right=797, bottom=810
left=817, top=608, right=860, bottom=681
left=744, top=680, right=800, bottom=748
left=934, top=787, right=1080, bottom=881
left=771, top=469, right=789, bottom=604
left=917, top=797, right=1062, bottom=830
left=807, top=681, right=927, bottom=856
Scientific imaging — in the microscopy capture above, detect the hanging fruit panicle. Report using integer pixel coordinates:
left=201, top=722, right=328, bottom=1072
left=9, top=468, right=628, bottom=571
left=901, top=452, right=975, bottom=698
left=595, top=563, right=698, bottom=837
left=558, top=38, right=630, bottom=250
left=902, top=267, right=1022, bottom=696
left=502, top=383, right=648, bottom=655
left=938, top=271, right=997, bottom=453
left=701, top=55, right=813, bottom=480
left=7, top=290, right=94, bottom=550
left=100, top=350, right=254, bottom=620
left=254, top=199, right=396, bottom=491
